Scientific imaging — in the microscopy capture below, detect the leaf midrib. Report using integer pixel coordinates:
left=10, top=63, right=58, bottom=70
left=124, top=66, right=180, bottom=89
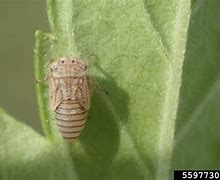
left=155, top=0, right=191, bottom=179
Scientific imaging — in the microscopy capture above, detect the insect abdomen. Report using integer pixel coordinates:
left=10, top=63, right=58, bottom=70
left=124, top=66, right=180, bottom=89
left=54, top=99, right=88, bottom=143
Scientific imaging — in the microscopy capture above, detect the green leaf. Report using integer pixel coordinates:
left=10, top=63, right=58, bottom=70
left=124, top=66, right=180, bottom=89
left=34, top=0, right=190, bottom=179
left=3, top=0, right=220, bottom=179
left=173, top=0, right=220, bottom=169
left=0, top=108, right=76, bottom=180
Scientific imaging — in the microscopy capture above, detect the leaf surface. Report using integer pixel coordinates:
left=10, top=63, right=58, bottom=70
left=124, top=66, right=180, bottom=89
left=173, top=0, right=220, bottom=169
left=34, top=0, right=191, bottom=179
left=0, top=109, right=76, bottom=180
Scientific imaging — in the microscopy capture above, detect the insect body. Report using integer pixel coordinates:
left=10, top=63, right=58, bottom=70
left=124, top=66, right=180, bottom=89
left=49, top=57, right=90, bottom=143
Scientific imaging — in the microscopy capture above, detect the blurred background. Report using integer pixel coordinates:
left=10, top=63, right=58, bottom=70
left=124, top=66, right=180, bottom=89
left=0, top=0, right=49, bottom=133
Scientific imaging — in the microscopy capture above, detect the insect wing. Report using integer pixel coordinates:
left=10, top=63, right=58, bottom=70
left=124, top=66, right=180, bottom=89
left=78, top=76, right=90, bottom=110
left=49, top=77, right=63, bottom=111
left=78, top=77, right=90, bottom=110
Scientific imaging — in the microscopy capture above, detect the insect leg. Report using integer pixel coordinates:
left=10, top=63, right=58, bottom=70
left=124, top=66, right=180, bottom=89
left=87, top=76, right=109, bottom=95
left=82, top=53, right=96, bottom=68
left=36, top=75, right=49, bottom=85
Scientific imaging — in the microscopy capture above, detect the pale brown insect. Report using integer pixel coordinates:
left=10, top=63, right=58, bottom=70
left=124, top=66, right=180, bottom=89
left=49, top=57, right=90, bottom=143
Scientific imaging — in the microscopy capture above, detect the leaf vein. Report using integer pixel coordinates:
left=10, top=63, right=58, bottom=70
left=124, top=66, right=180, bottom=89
left=191, top=0, right=205, bottom=16
left=174, top=73, right=220, bottom=146
left=156, top=0, right=191, bottom=179
left=142, top=0, right=169, bottom=60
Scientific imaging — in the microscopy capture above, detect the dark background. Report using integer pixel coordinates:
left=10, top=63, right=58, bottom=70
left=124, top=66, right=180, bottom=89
left=0, top=0, right=49, bottom=133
